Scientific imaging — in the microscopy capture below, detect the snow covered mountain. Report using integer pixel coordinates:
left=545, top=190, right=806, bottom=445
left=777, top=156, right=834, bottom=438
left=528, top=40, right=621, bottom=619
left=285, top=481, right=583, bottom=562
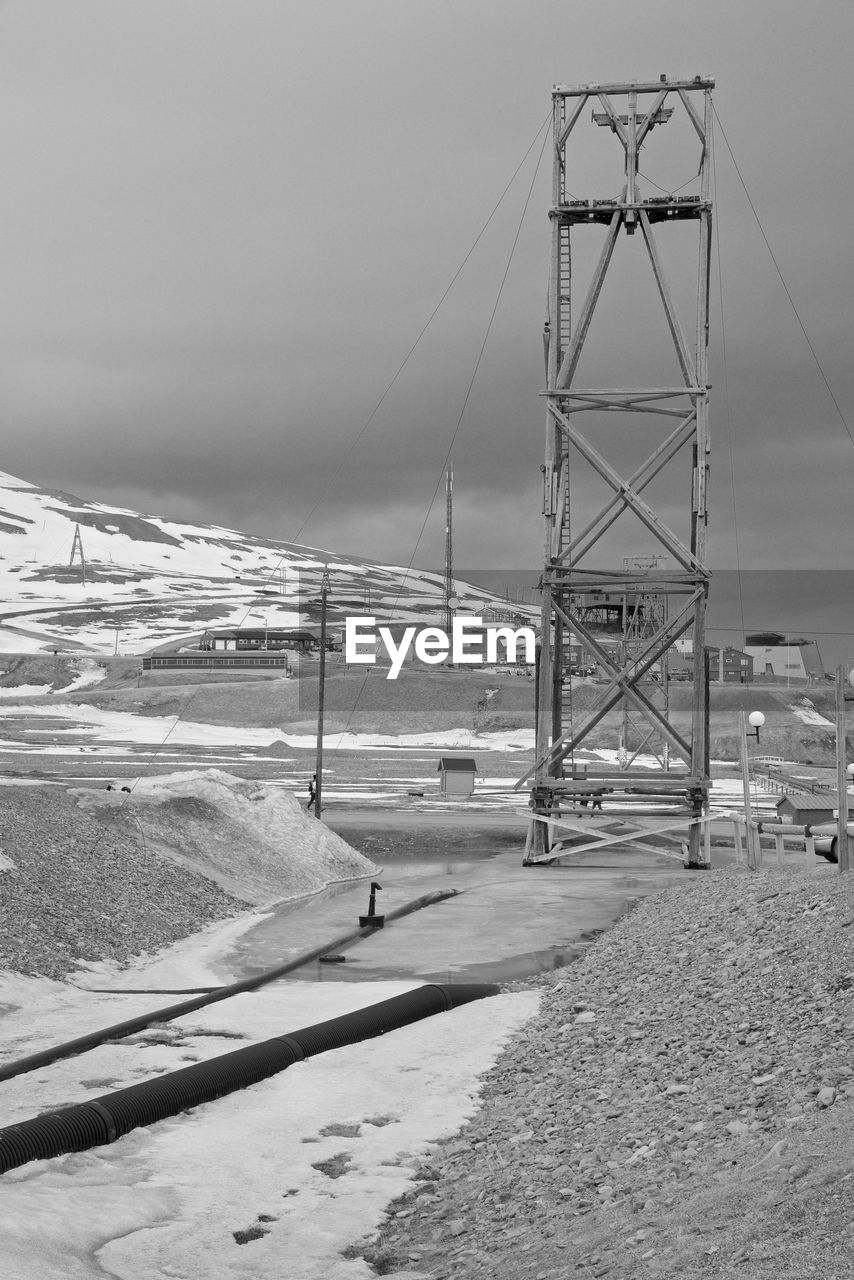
left=0, top=471, right=527, bottom=654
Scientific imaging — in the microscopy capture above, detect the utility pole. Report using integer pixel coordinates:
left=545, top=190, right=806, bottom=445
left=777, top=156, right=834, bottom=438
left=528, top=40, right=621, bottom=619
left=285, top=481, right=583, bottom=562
left=520, top=76, right=714, bottom=865
left=738, top=711, right=759, bottom=870
left=442, top=465, right=454, bottom=635
left=313, top=568, right=330, bottom=821
left=836, top=665, right=850, bottom=871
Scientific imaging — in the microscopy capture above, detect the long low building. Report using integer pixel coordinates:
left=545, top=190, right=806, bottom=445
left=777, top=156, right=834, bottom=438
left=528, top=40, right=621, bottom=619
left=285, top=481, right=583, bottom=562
left=143, top=652, right=291, bottom=671
left=200, top=627, right=320, bottom=653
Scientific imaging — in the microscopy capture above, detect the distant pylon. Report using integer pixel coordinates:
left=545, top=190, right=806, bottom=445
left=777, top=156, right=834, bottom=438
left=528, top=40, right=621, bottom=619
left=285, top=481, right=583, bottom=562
left=69, top=523, right=86, bottom=586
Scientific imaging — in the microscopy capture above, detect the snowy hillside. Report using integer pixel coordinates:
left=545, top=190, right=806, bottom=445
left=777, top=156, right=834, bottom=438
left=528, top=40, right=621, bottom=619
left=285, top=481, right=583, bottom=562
left=0, top=471, right=527, bottom=654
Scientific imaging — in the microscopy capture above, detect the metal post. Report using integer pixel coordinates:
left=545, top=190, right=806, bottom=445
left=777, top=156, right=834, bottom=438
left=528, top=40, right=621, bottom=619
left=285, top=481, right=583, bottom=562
left=314, top=569, right=330, bottom=821
left=739, top=711, right=757, bottom=870
left=836, top=665, right=850, bottom=871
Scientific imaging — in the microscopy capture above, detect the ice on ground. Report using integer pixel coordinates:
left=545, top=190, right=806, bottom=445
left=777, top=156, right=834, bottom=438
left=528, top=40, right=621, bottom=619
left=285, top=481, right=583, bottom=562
left=71, top=769, right=380, bottom=906
left=0, top=700, right=536, bottom=752
left=791, top=699, right=834, bottom=727
left=0, top=944, right=538, bottom=1280
left=55, top=658, right=108, bottom=693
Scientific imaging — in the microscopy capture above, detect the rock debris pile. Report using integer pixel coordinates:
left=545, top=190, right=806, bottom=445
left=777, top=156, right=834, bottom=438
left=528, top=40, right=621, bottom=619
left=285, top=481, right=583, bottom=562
left=0, top=774, right=376, bottom=980
left=0, top=786, right=240, bottom=979
left=362, top=863, right=854, bottom=1279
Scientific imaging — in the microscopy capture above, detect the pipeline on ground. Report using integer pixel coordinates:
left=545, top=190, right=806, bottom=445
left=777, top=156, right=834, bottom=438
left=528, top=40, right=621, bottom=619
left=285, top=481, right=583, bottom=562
left=0, top=888, right=460, bottom=1085
left=0, top=982, right=497, bottom=1175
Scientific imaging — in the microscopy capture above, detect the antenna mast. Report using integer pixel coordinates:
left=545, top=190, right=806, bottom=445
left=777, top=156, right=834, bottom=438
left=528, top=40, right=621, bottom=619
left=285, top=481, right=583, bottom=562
left=442, top=465, right=453, bottom=634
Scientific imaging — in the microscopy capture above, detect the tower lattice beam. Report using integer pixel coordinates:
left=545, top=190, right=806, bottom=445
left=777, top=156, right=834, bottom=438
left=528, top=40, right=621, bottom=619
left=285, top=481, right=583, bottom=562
left=521, top=76, right=714, bottom=866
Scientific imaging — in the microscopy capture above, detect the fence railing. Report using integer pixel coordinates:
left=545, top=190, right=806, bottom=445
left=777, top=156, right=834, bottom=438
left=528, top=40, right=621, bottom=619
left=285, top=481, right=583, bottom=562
left=724, top=810, right=853, bottom=873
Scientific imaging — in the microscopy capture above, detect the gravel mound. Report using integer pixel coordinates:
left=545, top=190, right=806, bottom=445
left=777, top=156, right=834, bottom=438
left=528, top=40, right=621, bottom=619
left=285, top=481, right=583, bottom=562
left=0, top=774, right=377, bottom=980
left=74, top=769, right=379, bottom=905
left=359, top=863, right=854, bottom=1279
left=0, top=786, right=239, bottom=980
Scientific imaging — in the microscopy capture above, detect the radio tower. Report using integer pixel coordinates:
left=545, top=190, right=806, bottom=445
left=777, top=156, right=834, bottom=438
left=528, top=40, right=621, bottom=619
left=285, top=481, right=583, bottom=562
left=442, top=466, right=454, bottom=634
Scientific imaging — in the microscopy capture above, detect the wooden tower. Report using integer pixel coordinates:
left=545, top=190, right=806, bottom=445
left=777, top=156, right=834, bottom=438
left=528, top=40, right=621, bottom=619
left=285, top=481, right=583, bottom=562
left=520, top=76, right=714, bottom=865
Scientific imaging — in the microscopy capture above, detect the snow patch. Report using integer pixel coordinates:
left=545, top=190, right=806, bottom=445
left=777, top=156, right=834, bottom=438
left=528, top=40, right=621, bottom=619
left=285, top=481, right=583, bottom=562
left=791, top=699, right=834, bottom=728
left=71, top=769, right=379, bottom=905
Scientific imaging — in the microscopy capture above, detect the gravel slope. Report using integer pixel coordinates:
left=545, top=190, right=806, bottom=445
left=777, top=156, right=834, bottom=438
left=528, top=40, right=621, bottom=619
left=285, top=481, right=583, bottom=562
left=355, top=862, right=854, bottom=1280
left=0, top=776, right=376, bottom=979
left=0, top=785, right=240, bottom=979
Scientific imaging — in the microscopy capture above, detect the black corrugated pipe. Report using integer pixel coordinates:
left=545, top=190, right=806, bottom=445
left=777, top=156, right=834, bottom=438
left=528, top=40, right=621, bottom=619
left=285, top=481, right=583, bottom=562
left=0, top=888, right=460, bottom=1085
left=0, top=982, right=497, bottom=1175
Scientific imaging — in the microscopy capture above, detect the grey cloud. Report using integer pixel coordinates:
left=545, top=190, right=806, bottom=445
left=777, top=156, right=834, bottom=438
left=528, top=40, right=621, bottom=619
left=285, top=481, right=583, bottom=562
left=1, top=0, right=851, bottom=577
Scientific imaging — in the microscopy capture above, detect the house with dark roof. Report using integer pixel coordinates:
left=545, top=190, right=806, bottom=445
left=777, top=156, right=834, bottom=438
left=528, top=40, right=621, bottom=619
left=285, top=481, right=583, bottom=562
left=776, top=793, right=836, bottom=827
left=437, top=756, right=478, bottom=797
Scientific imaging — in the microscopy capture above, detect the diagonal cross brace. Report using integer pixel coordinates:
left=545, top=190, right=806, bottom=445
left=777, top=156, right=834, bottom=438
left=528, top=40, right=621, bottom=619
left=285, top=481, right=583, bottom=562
left=550, top=403, right=703, bottom=571
left=549, top=600, right=696, bottom=765
left=558, top=410, right=696, bottom=563
left=518, top=590, right=701, bottom=786
left=557, top=93, right=589, bottom=148
left=595, top=93, right=629, bottom=147
left=555, top=210, right=621, bottom=389
left=638, top=211, right=694, bottom=384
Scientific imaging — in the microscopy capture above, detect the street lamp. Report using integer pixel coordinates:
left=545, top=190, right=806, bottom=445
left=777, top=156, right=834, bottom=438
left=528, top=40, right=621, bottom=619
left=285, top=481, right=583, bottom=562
left=738, top=709, right=765, bottom=870
left=746, top=710, right=765, bottom=742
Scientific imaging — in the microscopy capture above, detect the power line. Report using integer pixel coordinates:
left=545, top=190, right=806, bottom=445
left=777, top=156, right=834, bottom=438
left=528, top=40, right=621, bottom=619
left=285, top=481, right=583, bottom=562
left=68, top=110, right=553, bottom=828
left=713, top=104, right=854, bottom=451
left=227, top=112, right=554, bottom=638
left=328, top=116, right=552, bottom=749
left=711, top=115, right=747, bottom=650
left=399, top=119, right=552, bottom=580
left=288, top=109, right=553, bottom=549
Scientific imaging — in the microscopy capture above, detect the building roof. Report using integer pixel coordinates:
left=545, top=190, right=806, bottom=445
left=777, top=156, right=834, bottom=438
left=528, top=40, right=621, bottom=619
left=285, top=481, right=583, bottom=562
left=436, top=757, right=478, bottom=773
left=705, top=645, right=750, bottom=658
left=203, top=628, right=318, bottom=640
left=776, top=792, right=835, bottom=814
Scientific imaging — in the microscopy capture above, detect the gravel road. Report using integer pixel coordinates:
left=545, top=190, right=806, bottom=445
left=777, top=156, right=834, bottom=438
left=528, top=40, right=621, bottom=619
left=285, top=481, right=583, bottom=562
left=357, top=862, right=854, bottom=1279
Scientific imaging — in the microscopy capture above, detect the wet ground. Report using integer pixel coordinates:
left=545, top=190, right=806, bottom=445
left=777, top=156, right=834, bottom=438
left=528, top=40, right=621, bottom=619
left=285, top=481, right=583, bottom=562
left=219, top=816, right=723, bottom=987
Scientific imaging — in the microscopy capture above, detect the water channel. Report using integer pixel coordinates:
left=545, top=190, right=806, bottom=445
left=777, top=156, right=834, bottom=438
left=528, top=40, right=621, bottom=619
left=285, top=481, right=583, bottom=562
left=220, top=816, right=715, bottom=987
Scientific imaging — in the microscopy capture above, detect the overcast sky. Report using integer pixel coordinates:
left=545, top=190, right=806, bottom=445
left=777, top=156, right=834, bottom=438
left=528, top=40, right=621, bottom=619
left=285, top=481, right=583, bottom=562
left=1, top=0, right=852, bottom=572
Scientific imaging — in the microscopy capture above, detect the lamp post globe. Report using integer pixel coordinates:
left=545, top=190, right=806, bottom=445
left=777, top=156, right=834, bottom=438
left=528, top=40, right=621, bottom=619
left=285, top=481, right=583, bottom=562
left=748, top=711, right=765, bottom=730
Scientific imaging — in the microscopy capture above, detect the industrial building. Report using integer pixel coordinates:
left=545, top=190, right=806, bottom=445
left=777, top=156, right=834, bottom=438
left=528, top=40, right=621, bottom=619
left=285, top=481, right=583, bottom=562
left=744, top=634, right=821, bottom=682
left=200, top=628, right=321, bottom=653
